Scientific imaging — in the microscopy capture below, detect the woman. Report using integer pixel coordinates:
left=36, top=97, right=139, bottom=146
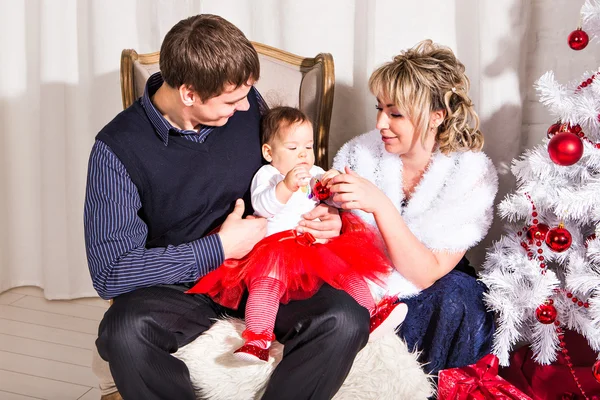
left=328, top=40, right=498, bottom=376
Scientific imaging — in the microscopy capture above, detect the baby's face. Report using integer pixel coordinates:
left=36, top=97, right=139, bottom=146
left=268, top=121, right=315, bottom=175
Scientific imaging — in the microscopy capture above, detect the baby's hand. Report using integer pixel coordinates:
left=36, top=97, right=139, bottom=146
left=321, top=169, right=341, bottom=187
left=283, top=165, right=311, bottom=192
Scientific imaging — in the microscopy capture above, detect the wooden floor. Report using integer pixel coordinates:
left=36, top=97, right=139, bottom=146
left=0, top=286, right=109, bottom=400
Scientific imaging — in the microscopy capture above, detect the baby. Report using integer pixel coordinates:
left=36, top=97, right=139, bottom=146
left=188, top=107, right=407, bottom=362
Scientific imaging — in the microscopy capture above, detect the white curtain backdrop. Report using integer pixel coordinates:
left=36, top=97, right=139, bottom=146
left=1, top=0, right=597, bottom=299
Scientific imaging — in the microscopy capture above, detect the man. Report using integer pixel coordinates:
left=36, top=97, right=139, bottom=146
left=84, top=14, right=369, bottom=400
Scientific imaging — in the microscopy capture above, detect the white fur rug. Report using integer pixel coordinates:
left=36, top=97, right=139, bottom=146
left=173, top=318, right=434, bottom=400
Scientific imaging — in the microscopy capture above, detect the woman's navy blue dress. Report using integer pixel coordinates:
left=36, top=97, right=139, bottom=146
left=396, top=258, right=495, bottom=378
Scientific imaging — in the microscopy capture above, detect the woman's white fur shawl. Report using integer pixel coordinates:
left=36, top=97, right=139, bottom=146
left=333, top=130, right=498, bottom=297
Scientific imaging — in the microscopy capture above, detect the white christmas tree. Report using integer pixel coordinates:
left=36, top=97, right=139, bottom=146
left=480, top=0, right=600, bottom=376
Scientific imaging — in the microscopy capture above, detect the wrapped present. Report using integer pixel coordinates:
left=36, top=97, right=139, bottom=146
left=438, top=354, right=532, bottom=400
left=500, top=330, right=600, bottom=400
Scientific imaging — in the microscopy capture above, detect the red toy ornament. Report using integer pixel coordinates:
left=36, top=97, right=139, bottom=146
left=527, top=223, right=550, bottom=242
left=593, top=359, right=600, bottom=383
left=547, top=122, right=562, bottom=138
left=312, top=180, right=330, bottom=201
left=545, top=225, right=572, bottom=252
left=536, top=303, right=558, bottom=324
left=568, top=28, right=589, bottom=51
left=548, top=132, right=584, bottom=166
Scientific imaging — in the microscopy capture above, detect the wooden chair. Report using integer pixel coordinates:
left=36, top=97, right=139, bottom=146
left=119, top=42, right=335, bottom=168
left=93, top=45, right=433, bottom=400
left=92, top=43, right=433, bottom=400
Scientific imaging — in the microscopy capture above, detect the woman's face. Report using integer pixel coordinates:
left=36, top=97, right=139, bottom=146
left=375, top=97, right=422, bottom=156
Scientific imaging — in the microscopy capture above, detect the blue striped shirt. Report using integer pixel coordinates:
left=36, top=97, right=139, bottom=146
left=85, top=73, right=258, bottom=300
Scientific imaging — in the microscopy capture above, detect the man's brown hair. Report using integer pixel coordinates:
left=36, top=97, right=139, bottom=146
left=160, top=14, right=260, bottom=101
left=261, top=107, right=311, bottom=145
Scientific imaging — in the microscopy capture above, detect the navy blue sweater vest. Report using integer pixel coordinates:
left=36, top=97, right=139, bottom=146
left=96, top=90, right=262, bottom=248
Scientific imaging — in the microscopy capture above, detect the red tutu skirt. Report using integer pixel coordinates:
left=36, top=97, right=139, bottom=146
left=187, top=212, right=391, bottom=309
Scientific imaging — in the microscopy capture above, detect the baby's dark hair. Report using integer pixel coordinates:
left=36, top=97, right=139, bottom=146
left=260, top=106, right=311, bottom=144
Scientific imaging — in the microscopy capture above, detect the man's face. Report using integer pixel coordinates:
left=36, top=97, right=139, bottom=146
left=193, top=81, right=253, bottom=127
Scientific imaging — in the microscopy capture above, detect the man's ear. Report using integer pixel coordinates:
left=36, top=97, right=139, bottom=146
left=179, top=85, right=196, bottom=106
left=262, top=144, right=273, bottom=162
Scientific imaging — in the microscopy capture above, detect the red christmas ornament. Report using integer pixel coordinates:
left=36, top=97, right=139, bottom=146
left=312, top=181, right=330, bottom=201
left=527, top=223, right=550, bottom=242
left=546, top=226, right=572, bottom=252
left=593, top=359, right=600, bottom=383
left=568, top=28, right=589, bottom=51
left=536, top=303, right=558, bottom=324
left=548, top=132, right=584, bottom=166
left=547, top=122, right=562, bottom=138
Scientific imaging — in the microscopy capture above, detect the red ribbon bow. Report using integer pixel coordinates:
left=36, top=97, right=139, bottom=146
left=275, top=230, right=316, bottom=247
left=294, top=231, right=316, bottom=246
left=448, top=354, right=526, bottom=400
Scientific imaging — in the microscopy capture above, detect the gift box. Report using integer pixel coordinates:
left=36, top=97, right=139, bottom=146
left=438, top=354, right=532, bottom=400
left=500, top=330, right=600, bottom=400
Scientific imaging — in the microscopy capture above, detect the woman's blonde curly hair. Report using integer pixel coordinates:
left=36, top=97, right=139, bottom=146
left=368, top=40, right=483, bottom=154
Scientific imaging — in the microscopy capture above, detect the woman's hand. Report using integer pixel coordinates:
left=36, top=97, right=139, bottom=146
left=329, top=166, right=392, bottom=215
left=297, top=203, right=342, bottom=240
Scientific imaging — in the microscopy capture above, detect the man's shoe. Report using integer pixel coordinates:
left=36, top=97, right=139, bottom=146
left=100, top=391, right=123, bottom=400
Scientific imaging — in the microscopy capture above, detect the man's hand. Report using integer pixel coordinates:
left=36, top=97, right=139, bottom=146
left=297, top=203, right=342, bottom=241
left=218, top=199, right=267, bottom=260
